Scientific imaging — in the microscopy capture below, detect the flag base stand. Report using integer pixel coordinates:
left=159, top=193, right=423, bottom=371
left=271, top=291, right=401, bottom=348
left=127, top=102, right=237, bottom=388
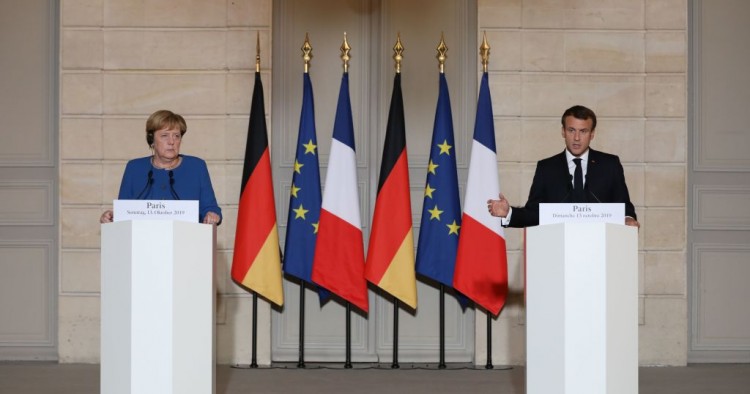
left=485, top=309, right=494, bottom=370
left=249, top=362, right=513, bottom=370
left=439, top=285, right=446, bottom=369
left=344, top=302, right=353, bottom=369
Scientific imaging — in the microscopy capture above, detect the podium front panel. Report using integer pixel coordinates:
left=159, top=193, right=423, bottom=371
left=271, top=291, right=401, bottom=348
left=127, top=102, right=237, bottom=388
left=526, top=222, right=637, bottom=394
left=101, top=220, right=215, bottom=394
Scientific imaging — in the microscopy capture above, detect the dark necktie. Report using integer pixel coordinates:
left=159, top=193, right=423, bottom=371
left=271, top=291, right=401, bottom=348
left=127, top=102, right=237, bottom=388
left=573, top=158, right=584, bottom=202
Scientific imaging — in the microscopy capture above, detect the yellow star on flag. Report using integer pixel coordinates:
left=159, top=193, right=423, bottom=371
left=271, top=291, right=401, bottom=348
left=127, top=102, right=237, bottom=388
left=437, top=140, right=452, bottom=155
left=293, top=204, right=309, bottom=219
left=293, top=159, right=304, bottom=174
left=427, top=159, right=439, bottom=175
left=447, top=220, right=461, bottom=235
left=428, top=205, right=443, bottom=220
left=303, top=139, right=317, bottom=155
left=290, top=183, right=301, bottom=198
left=424, top=183, right=436, bottom=199
left=312, top=222, right=319, bottom=234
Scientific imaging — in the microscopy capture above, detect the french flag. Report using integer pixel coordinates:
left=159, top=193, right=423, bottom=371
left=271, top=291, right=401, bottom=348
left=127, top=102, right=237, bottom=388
left=311, top=72, right=369, bottom=313
left=454, top=72, right=508, bottom=317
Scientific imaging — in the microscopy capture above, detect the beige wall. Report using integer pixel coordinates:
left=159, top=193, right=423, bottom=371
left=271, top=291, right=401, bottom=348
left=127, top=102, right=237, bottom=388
left=59, top=0, right=688, bottom=365
left=477, top=0, right=687, bottom=366
left=59, top=0, right=274, bottom=363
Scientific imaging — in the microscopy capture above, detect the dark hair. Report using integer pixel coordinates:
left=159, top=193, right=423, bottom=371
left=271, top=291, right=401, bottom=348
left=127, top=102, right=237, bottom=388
left=145, top=110, right=187, bottom=146
left=561, top=105, right=597, bottom=130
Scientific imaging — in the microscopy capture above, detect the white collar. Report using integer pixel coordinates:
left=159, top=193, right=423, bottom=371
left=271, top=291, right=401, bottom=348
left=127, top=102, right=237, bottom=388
left=565, top=149, right=590, bottom=164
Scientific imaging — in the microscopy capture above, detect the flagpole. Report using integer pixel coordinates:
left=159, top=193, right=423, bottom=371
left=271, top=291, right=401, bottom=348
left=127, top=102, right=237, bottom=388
left=436, top=34, right=449, bottom=370
left=480, top=32, right=495, bottom=371
left=251, top=293, right=259, bottom=368
left=345, top=302, right=352, bottom=369
left=439, top=285, right=446, bottom=369
left=341, top=32, right=354, bottom=370
left=389, top=34, right=406, bottom=371
left=297, top=282, right=306, bottom=368
left=295, top=33, right=315, bottom=370
left=485, top=311, right=493, bottom=369
left=250, top=31, right=261, bottom=371
left=391, top=299, right=400, bottom=369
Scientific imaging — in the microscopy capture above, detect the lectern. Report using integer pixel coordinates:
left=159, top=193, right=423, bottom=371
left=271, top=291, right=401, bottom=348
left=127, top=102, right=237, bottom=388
left=101, top=220, right=216, bottom=394
left=526, top=222, right=638, bottom=394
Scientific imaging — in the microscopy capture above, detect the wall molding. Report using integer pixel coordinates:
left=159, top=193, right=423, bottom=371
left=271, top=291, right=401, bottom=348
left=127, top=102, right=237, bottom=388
left=690, top=243, right=750, bottom=352
left=0, top=181, right=55, bottom=226
left=693, top=185, right=750, bottom=230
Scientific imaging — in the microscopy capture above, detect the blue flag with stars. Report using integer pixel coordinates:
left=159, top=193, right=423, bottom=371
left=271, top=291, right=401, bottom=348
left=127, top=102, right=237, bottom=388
left=283, top=72, right=325, bottom=298
left=415, top=73, right=462, bottom=289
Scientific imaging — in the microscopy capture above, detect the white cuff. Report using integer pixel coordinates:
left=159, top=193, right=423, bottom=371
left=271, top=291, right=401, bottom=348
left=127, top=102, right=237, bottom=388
left=501, top=207, right=513, bottom=226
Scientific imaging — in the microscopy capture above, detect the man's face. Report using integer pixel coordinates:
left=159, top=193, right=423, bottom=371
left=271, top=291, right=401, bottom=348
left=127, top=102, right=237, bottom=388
left=561, top=116, right=595, bottom=157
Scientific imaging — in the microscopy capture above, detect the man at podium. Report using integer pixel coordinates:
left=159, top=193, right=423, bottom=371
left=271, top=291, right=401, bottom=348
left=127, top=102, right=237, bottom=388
left=487, top=105, right=638, bottom=228
left=99, top=110, right=222, bottom=225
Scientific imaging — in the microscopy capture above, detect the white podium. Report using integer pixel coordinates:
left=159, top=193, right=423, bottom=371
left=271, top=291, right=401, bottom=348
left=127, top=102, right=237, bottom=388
left=101, top=220, right=216, bottom=394
left=526, top=222, right=638, bottom=394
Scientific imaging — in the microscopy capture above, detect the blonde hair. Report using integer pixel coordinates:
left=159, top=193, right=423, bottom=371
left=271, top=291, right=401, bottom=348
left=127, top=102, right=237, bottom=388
left=145, top=110, right=187, bottom=146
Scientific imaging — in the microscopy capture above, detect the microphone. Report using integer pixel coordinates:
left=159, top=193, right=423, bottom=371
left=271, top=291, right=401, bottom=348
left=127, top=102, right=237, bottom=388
left=586, top=187, right=602, bottom=203
left=136, top=170, right=153, bottom=199
left=168, top=170, right=181, bottom=200
left=584, top=174, right=602, bottom=203
left=560, top=174, right=574, bottom=203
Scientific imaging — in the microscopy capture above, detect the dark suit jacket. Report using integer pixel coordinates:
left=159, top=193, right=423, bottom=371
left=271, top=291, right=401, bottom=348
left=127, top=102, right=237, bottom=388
left=508, top=149, right=637, bottom=228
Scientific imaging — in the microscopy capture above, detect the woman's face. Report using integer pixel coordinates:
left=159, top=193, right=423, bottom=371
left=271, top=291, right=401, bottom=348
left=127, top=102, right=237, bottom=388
left=152, top=126, right=182, bottom=162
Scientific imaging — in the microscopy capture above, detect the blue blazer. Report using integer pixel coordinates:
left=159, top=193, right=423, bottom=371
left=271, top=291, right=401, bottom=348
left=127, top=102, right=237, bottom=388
left=508, top=149, right=636, bottom=228
left=118, top=155, right=222, bottom=223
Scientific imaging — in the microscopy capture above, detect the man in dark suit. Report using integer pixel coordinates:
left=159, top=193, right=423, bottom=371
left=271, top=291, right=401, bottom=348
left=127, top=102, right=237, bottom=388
left=487, top=105, right=639, bottom=228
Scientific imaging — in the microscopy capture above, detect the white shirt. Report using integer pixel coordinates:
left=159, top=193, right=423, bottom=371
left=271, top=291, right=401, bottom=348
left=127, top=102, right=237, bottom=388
left=566, top=149, right=589, bottom=188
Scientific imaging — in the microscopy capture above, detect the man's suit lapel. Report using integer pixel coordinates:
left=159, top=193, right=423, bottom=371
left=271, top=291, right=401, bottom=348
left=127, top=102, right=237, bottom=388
left=553, top=151, right=571, bottom=201
left=554, top=151, right=568, bottom=176
left=585, top=149, right=603, bottom=201
left=586, top=149, right=601, bottom=184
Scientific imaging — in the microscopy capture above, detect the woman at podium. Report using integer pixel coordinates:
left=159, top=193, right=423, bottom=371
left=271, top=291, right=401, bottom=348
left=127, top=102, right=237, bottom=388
left=99, top=110, right=222, bottom=225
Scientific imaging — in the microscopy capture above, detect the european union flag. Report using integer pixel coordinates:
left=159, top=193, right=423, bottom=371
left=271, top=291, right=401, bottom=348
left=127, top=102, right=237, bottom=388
left=415, top=73, right=462, bottom=289
left=283, top=72, right=324, bottom=296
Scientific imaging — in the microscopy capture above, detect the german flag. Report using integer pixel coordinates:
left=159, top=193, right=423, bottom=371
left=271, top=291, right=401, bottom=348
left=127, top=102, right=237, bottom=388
left=231, top=71, right=283, bottom=307
left=364, top=73, right=417, bottom=309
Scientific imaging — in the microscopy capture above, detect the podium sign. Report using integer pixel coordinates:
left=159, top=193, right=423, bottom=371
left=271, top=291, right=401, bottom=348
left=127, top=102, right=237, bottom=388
left=539, top=203, right=624, bottom=225
left=113, top=199, right=199, bottom=223
left=526, top=222, right=638, bottom=394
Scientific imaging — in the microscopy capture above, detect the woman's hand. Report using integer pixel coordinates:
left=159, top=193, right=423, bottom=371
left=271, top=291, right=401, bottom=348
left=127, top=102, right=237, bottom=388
left=203, top=211, right=220, bottom=225
left=100, top=210, right=113, bottom=224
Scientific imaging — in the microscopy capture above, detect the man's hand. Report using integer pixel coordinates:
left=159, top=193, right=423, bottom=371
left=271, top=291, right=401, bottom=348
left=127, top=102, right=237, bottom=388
left=487, top=193, right=510, bottom=218
left=625, top=216, right=640, bottom=229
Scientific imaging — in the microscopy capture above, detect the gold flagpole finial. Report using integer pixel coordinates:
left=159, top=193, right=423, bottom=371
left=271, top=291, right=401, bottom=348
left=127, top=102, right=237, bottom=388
left=436, top=32, right=448, bottom=74
left=255, top=31, right=261, bottom=73
left=302, top=33, right=313, bottom=73
left=480, top=31, right=490, bottom=73
left=340, top=32, right=351, bottom=73
left=393, top=33, right=404, bottom=74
